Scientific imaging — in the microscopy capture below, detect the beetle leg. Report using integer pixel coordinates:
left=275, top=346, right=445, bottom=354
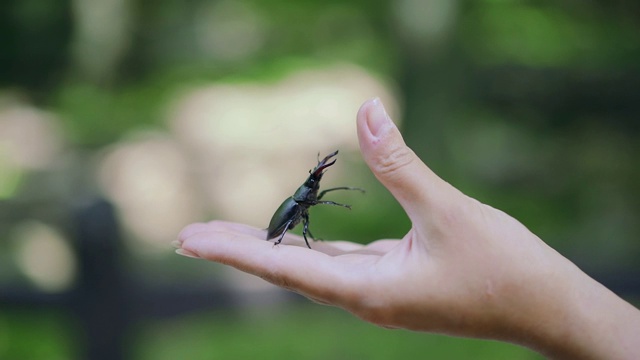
left=316, top=200, right=352, bottom=209
left=317, top=187, right=365, bottom=200
left=273, top=219, right=293, bottom=246
left=302, top=215, right=324, bottom=241
left=301, top=213, right=312, bottom=249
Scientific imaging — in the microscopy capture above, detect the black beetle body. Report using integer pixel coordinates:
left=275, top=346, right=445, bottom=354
left=266, top=150, right=363, bottom=249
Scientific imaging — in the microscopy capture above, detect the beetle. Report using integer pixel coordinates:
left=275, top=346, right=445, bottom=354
left=266, top=150, right=364, bottom=249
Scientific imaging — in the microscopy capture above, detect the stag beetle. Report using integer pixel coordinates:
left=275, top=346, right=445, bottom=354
left=266, top=150, right=364, bottom=249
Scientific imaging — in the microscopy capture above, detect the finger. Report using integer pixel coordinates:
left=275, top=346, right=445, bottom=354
left=356, top=98, right=462, bottom=224
left=177, top=222, right=368, bottom=305
left=177, top=221, right=264, bottom=245
left=177, top=221, right=375, bottom=256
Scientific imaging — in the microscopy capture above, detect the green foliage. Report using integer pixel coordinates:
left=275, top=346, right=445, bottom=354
left=54, top=83, right=158, bottom=147
left=462, top=2, right=640, bottom=68
left=133, top=304, right=542, bottom=360
left=0, top=310, right=76, bottom=360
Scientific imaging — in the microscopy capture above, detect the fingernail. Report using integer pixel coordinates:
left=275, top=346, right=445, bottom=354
left=175, top=248, right=200, bottom=259
left=170, top=240, right=182, bottom=249
left=368, top=98, right=392, bottom=137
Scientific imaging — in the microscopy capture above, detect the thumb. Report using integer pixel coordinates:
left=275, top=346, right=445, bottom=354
left=356, top=98, right=457, bottom=221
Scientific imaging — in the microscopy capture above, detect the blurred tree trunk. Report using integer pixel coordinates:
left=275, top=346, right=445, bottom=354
left=391, top=0, right=466, bottom=177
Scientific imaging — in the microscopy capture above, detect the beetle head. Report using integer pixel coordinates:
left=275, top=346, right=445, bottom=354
left=304, top=150, right=338, bottom=189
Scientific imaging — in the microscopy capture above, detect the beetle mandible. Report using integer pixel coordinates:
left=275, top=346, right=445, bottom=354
left=266, top=150, right=364, bottom=249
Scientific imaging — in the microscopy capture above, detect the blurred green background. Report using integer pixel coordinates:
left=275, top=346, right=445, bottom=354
left=1, top=0, right=639, bottom=359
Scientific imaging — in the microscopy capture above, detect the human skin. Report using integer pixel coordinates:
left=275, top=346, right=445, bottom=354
left=175, top=98, right=640, bottom=359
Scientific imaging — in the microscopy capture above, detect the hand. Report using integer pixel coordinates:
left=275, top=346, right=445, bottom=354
left=176, top=98, right=640, bottom=359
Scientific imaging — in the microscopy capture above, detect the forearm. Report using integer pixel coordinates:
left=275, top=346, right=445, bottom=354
left=509, top=256, right=640, bottom=359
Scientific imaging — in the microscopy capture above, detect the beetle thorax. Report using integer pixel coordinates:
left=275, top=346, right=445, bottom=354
left=292, top=182, right=319, bottom=203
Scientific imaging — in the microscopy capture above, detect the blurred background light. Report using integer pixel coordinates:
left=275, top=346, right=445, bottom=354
left=98, top=133, right=203, bottom=253
left=0, top=100, right=64, bottom=199
left=194, top=0, right=266, bottom=62
left=0, top=102, right=64, bottom=170
left=393, top=0, right=458, bottom=47
left=71, top=0, right=132, bottom=82
left=12, top=221, right=76, bottom=292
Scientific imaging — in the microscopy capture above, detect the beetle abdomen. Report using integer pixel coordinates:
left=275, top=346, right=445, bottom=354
left=266, top=197, right=302, bottom=240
